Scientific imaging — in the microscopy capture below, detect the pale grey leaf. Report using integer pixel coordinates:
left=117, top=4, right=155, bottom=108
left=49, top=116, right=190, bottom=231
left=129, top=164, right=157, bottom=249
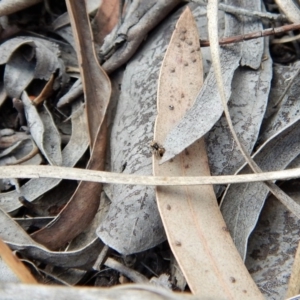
left=0, top=99, right=89, bottom=212
left=0, top=140, right=23, bottom=158
left=4, top=47, right=35, bottom=99
left=239, top=0, right=263, bottom=69
left=260, top=61, right=300, bottom=143
left=22, top=92, right=61, bottom=165
left=206, top=39, right=272, bottom=179
left=0, top=258, right=20, bottom=283
left=40, top=103, right=62, bottom=166
left=246, top=191, right=300, bottom=299
left=221, top=118, right=300, bottom=261
left=0, top=36, right=62, bottom=98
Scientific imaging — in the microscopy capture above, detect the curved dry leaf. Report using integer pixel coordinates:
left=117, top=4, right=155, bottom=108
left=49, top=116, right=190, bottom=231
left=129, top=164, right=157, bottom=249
left=260, top=61, right=300, bottom=144
left=30, top=0, right=112, bottom=250
left=246, top=191, right=300, bottom=300
left=0, top=138, right=41, bottom=166
left=0, top=37, right=63, bottom=99
left=22, top=92, right=62, bottom=166
left=0, top=99, right=89, bottom=212
left=100, top=0, right=183, bottom=74
left=3, top=47, right=35, bottom=99
left=153, top=7, right=262, bottom=298
left=0, top=206, right=102, bottom=270
left=65, top=0, right=111, bottom=146
left=221, top=117, right=300, bottom=261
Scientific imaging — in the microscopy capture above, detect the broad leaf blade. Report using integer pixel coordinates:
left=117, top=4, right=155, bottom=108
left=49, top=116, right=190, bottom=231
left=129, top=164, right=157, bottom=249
left=153, top=7, right=262, bottom=298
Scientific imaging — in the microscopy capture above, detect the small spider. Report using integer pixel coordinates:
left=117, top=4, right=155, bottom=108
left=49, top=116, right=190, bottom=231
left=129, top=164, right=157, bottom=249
left=150, top=141, right=165, bottom=158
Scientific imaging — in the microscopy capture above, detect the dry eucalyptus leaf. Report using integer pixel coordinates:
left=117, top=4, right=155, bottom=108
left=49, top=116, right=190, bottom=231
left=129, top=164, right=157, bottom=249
left=160, top=0, right=248, bottom=163
left=160, top=0, right=264, bottom=164
left=246, top=189, right=300, bottom=299
left=99, top=4, right=227, bottom=255
left=67, top=194, right=108, bottom=251
left=206, top=39, right=272, bottom=184
left=66, top=0, right=112, bottom=146
left=0, top=206, right=101, bottom=269
left=153, top=7, right=262, bottom=299
left=100, top=0, right=183, bottom=74
left=31, top=0, right=112, bottom=250
left=99, top=6, right=189, bottom=255
left=238, top=0, right=264, bottom=69
left=22, top=92, right=62, bottom=166
left=0, top=37, right=64, bottom=99
left=0, top=138, right=42, bottom=166
left=221, top=117, right=300, bottom=261
left=0, top=99, right=89, bottom=212
left=260, top=61, right=300, bottom=144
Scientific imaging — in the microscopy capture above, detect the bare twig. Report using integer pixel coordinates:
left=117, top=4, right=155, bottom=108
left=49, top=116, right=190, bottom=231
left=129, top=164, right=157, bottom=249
left=1, top=165, right=300, bottom=186
left=92, top=245, right=110, bottom=271
left=200, top=23, right=300, bottom=47
left=104, top=257, right=148, bottom=283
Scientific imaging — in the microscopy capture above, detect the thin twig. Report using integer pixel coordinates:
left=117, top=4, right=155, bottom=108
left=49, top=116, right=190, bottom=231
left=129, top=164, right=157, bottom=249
left=200, top=23, right=300, bottom=47
left=104, top=257, right=148, bottom=283
left=1, top=165, right=300, bottom=186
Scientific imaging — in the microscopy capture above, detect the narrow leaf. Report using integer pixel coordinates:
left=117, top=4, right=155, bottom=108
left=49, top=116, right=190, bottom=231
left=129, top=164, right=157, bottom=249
left=22, top=92, right=62, bottom=166
left=153, top=7, right=262, bottom=299
left=31, top=0, right=111, bottom=250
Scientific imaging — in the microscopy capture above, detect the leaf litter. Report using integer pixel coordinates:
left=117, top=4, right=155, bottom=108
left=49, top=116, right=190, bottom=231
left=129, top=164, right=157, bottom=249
left=1, top=1, right=300, bottom=299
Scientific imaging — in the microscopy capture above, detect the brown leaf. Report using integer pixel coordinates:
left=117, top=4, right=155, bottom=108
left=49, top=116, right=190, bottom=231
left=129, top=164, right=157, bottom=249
left=153, top=7, right=262, bottom=298
left=31, top=1, right=111, bottom=250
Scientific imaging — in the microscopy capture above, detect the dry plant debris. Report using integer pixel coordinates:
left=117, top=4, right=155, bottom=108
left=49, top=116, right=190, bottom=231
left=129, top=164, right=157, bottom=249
left=1, top=0, right=300, bottom=299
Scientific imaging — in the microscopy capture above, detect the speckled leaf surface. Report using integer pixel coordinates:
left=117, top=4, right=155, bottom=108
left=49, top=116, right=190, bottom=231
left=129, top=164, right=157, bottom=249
left=99, top=5, right=212, bottom=255
left=160, top=0, right=264, bottom=164
left=221, top=117, right=300, bottom=261
left=246, top=189, right=300, bottom=300
left=206, top=40, right=272, bottom=185
left=260, top=61, right=300, bottom=144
